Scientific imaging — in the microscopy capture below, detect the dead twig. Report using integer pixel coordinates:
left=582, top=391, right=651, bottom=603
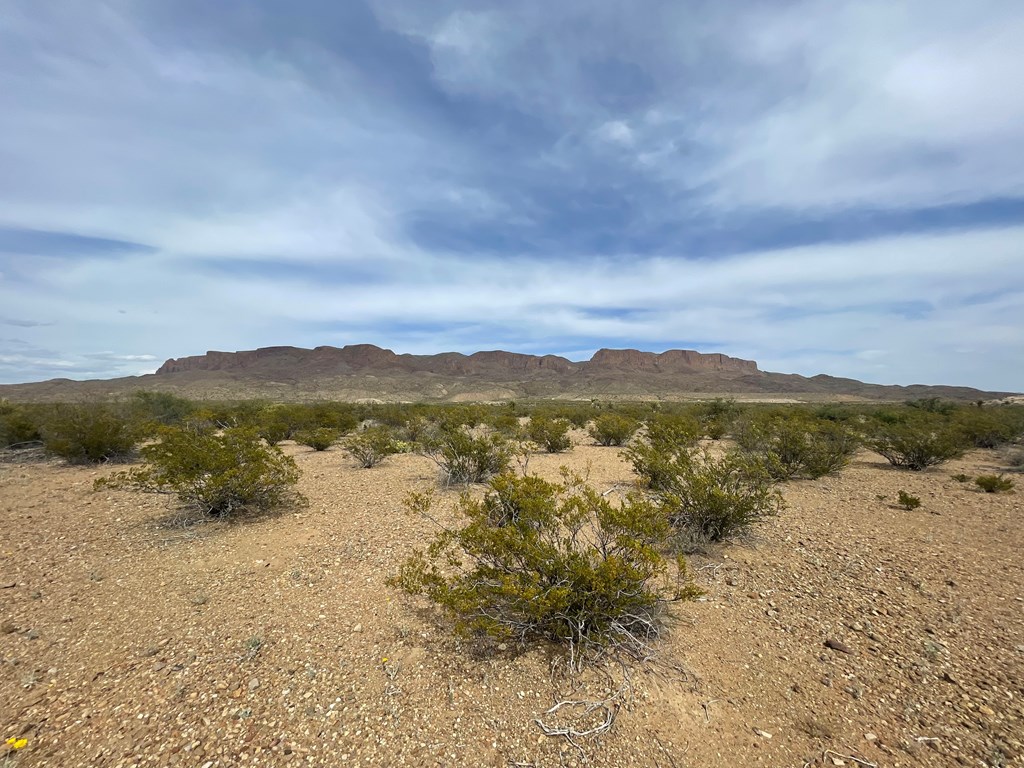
left=700, top=698, right=720, bottom=723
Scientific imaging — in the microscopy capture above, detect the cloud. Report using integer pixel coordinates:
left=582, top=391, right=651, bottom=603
left=0, top=1, right=1022, bottom=391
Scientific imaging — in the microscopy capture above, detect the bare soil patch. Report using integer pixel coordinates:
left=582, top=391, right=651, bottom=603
left=1, top=438, right=1021, bottom=767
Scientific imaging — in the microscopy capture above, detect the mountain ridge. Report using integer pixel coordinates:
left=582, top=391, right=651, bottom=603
left=0, top=344, right=1015, bottom=402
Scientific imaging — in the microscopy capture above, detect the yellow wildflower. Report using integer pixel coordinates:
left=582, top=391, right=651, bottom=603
left=5, top=737, right=27, bottom=749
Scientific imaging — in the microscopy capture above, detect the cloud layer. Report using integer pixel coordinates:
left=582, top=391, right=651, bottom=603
left=1, top=0, right=1022, bottom=389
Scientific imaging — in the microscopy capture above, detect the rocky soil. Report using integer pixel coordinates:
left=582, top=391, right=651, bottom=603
left=1, top=436, right=1021, bottom=767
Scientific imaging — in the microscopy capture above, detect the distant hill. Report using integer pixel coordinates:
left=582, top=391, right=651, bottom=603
left=0, top=344, right=1014, bottom=402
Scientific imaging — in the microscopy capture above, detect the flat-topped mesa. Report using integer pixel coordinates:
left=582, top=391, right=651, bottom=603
left=156, top=344, right=759, bottom=377
left=156, top=346, right=306, bottom=374
left=586, top=348, right=758, bottom=374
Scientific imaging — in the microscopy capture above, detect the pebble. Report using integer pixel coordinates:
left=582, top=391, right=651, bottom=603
left=248, top=678, right=261, bottom=691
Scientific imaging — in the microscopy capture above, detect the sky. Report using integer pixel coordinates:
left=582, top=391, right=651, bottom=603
left=1, top=1, right=1023, bottom=391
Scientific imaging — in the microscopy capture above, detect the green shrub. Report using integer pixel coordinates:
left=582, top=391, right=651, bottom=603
left=293, top=428, right=341, bottom=451
left=420, top=425, right=513, bottom=486
left=694, top=398, right=741, bottom=439
left=40, top=404, right=141, bottom=464
left=526, top=414, right=573, bottom=453
left=588, top=413, right=639, bottom=446
left=129, top=391, right=196, bottom=428
left=647, top=447, right=783, bottom=548
left=951, top=473, right=972, bottom=483
left=952, top=408, right=1022, bottom=449
left=736, top=412, right=859, bottom=480
left=0, top=403, right=42, bottom=448
left=867, top=421, right=968, bottom=471
left=896, top=490, right=922, bottom=510
left=97, top=426, right=303, bottom=516
left=391, top=472, right=701, bottom=660
left=974, top=474, right=1014, bottom=493
left=623, top=416, right=702, bottom=492
left=343, top=426, right=400, bottom=468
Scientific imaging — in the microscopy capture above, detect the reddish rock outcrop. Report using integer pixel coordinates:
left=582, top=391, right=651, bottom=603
left=586, top=348, right=758, bottom=374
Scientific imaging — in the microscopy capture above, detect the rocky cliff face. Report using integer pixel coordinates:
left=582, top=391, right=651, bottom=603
left=156, top=344, right=756, bottom=377
left=585, top=348, right=758, bottom=374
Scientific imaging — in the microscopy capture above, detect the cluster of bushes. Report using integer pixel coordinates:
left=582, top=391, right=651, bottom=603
left=734, top=410, right=860, bottom=480
left=7, top=392, right=1024, bottom=674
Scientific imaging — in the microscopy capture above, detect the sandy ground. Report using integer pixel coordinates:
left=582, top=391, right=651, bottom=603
left=1, top=435, right=1022, bottom=767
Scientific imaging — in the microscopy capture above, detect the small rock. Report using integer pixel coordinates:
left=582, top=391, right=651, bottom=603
left=943, top=671, right=958, bottom=685
left=248, top=678, right=261, bottom=691
left=25, top=629, right=40, bottom=641
left=864, top=732, right=877, bottom=741
left=851, top=622, right=864, bottom=632
left=1, top=580, right=16, bottom=589
left=753, top=729, right=773, bottom=739
left=352, top=624, right=362, bottom=633
left=824, top=638, right=854, bottom=654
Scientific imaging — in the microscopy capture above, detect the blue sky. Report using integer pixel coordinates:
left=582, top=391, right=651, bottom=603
left=1, top=1, right=1022, bottom=390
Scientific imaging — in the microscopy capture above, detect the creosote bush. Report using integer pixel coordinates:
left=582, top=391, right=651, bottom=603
left=867, top=420, right=968, bottom=471
left=420, top=425, right=513, bottom=486
left=40, top=404, right=141, bottom=464
left=622, top=416, right=701, bottom=492
left=896, top=490, right=922, bottom=511
left=343, top=426, right=399, bottom=468
left=526, top=414, right=573, bottom=453
left=390, top=471, right=701, bottom=661
left=97, top=426, right=303, bottom=517
left=736, top=412, right=859, bottom=480
left=663, top=450, right=782, bottom=548
left=588, top=413, right=639, bottom=447
left=974, top=474, right=1014, bottom=493
left=630, top=443, right=782, bottom=549
left=0, top=402, right=42, bottom=448
left=293, top=428, right=341, bottom=451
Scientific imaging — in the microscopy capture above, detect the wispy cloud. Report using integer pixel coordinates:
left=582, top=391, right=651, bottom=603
left=0, top=0, right=1021, bottom=390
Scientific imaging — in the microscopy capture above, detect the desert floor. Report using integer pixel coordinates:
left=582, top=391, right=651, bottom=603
left=1, top=436, right=1022, bottom=767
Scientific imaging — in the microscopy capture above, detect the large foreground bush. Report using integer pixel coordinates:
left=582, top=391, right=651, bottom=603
left=391, top=472, right=701, bottom=661
left=97, top=426, right=303, bottom=516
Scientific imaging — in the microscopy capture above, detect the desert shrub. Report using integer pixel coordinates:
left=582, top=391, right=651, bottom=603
left=588, top=413, right=639, bottom=446
left=951, top=473, right=972, bottom=483
left=343, top=426, right=399, bottom=468
left=420, top=425, right=513, bottom=485
left=486, top=411, right=523, bottom=437
left=693, top=398, right=741, bottom=439
left=526, top=414, right=573, bottom=453
left=736, top=412, right=859, bottom=480
left=975, top=474, right=1014, bottom=493
left=401, top=415, right=432, bottom=444
left=646, top=447, right=783, bottom=548
left=867, top=420, right=969, bottom=471
left=0, top=403, right=43, bottom=448
left=40, top=404, right=141, bottom=464
left=391, top=471, right=701, bottom=660
left=128, top=391, right=196, bottom=428
left=952, top=408, right=1022, bottom=449
left=97, top=426, right=302, bottom=516
left=905, top=397, right=956, bottom=415
left=255, top=418, right=292, bottom=446
left=293, top=428, right=340, bottom=451
left=623, top=416, right=702, bottom=492
left=896, top=490, right=922, bottom=510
